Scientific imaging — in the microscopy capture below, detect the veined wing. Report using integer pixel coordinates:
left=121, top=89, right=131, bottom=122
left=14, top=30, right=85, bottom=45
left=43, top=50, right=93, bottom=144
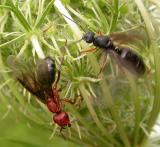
left=7, top=55, right=56, bottom=103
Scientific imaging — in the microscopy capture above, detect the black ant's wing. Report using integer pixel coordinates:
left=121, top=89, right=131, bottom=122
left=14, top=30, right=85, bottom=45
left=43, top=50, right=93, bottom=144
left=118, top=48, right=146, bottom=75
left=108, top=32, right=146, bottom=76
left=109, top=31, right=146, bottom=46
left=108, top=48, right=146, bottom=76
left=7, top=56, right=55, bottom=103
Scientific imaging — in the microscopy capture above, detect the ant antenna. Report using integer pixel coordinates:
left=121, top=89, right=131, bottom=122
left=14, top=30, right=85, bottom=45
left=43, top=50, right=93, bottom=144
left=59, top=12, right=86, bottom=33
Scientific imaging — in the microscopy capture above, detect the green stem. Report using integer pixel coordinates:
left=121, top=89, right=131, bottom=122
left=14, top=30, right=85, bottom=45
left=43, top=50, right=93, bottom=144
left=126, top=73, right=141, bottom=147
left=109, top=0, right=119, bottom=32
left=91, top=0, right=109, bottom=32
left=88, top=54, right=131, bottom=147
left=12, top=8, right=32, bottom=32
left=0, top=34, right=25, bottom=49
left=0, top=3, right=32, bottom=32
left=135, top=0, right=160, bottom=145
left=141, top=43, right=160, bottom=145
left=79, top=85, right=107, bottom=134
left=35, top=0, right=54, bottom=28
left=67, top=6, right=97, bottom=31
left=67, top=104, right=117, bottom=146
left=79, top=85, right=121, bottom=147
left=135, top=0, right=156, bottom=39
left=0, top=5, right=12, bottom=11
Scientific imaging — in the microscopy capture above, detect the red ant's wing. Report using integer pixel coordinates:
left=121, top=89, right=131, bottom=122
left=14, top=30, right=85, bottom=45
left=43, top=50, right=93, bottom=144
left=7, top=55, right=51, bottom=103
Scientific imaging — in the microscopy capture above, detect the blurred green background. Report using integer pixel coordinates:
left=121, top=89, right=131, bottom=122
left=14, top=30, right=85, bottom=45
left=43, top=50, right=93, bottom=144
left=0, top=103, right=77, bottom=147
left=0, top=0, right=160, bottom=147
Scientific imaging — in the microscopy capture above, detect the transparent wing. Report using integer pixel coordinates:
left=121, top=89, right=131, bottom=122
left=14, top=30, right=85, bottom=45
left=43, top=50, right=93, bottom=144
left=108, top=48, right=146, bottom=76
left=7, top=55, right=56, bottom=103
left=109, top=31, right=146, bottom=46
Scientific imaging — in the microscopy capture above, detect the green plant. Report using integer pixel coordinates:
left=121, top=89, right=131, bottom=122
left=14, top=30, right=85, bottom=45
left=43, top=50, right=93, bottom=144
left=0, top=0, right=160, bottom=147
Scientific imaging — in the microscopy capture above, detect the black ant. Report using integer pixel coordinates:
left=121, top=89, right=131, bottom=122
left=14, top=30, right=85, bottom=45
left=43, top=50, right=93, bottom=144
left=82, top=32, right=146, bottom=76
left=60, top=13, right=146, bottom=76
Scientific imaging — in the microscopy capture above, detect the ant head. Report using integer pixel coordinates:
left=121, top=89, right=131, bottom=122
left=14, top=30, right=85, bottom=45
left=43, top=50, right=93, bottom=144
left=82, top=32, right=95, bottom=43
left=53, top=112, right=71, bottom=127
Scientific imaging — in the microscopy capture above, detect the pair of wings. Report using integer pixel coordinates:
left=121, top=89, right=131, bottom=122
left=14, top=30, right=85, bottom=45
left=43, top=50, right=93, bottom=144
left=106, top=48, right=146, bottom=76
left=7, top=56, right=56, bottom=103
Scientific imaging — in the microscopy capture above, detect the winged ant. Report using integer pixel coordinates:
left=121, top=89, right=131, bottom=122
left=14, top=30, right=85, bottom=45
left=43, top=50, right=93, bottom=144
left=60, top=13, right=146, bottom=76
left=82, top=32, right=146, bottom=76
left=7, top=55, right=71, bottom=130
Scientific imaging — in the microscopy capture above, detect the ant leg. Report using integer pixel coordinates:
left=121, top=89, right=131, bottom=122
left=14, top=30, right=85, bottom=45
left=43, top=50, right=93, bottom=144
left=57, top=88, right=62, bottom=92
left=64, top=39, right=68, bottom=47
left=42, top=23, right=53, bottom=33
left=80, top=47, right=97, bottom=55
left=98, top=53, right=108, bottom=77
left=61, top=95, right=83, bottom=108
left=59, top=127, right=66, bottom=140
left=57, top=81, right=69, bottom=92
left=54, top=57, right=65, bottom=87
left=60, top=126, right=65, bottom=132
left=97, top=30, right=104, bottom=36
left=54, top=70, right=61, bottom=87
left=60, top=38, right=68, bottom=54
left=109, top=50, right=125, bottom=75
left=61, top=98, right=76, bottom=105
left=76, top=95, right=83, bottom=108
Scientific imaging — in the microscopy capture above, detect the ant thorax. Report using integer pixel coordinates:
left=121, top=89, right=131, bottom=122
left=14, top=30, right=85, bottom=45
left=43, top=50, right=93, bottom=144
left=47, top=98, right=61, bottom=113
left=93, top=36, right=115, bottom=51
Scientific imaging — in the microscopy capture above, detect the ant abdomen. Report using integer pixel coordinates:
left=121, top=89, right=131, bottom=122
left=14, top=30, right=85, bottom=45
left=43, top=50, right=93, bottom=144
left=117, top=48, right=146, bottom=75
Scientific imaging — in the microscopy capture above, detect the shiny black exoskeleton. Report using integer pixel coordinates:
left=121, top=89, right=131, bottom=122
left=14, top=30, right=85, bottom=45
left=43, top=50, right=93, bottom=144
left=36, top=57, right=56, bottom=90
left=83, top=32, right=114, bottom=49
left=82, top=32, right=146, bottom=76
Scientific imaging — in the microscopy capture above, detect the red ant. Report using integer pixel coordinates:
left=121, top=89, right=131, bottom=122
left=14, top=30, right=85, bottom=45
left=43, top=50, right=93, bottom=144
left=46, top=70, right=71, bottom=129
left=7, top=56, right=71, bottom=130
